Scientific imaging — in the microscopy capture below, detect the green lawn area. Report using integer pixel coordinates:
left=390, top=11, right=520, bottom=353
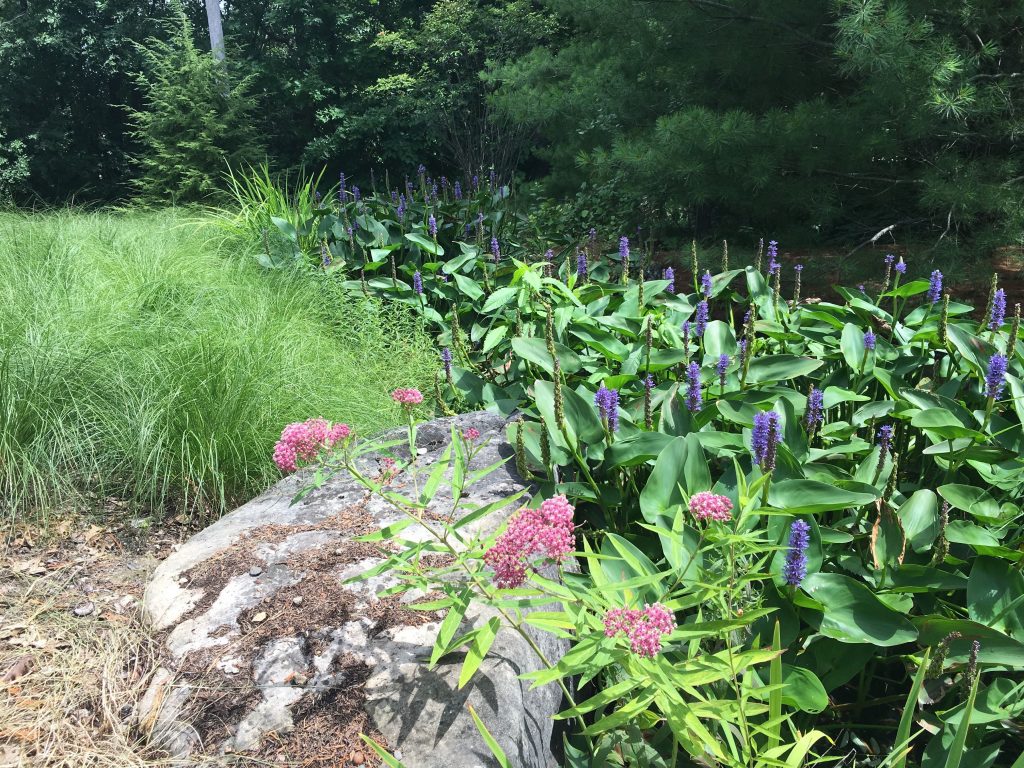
left=0, top=210, right=435, bottom=521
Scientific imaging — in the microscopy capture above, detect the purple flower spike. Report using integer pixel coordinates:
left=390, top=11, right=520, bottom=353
left=752, top=411, right=782, bottom=470
left=544, top=249, right=554, bottom=261
left=454, top=181, right=462, bottom=200
left=441, top=348, right=453, bottom=377
left=894, top=259, right=907, bottom=275
left=986, top=353, right=1008, bottom=399
left=413, top=271, right=423, bottom=295
left=716, top=354, right=730, bottom=390
left=701, top=270, right=713, bottom=298
left=686, top=362, right=703, bottom=413
left=794, top=264, right=804, bottom=273
left=864, top=329, right=876, bottom=351
left=990, top=289, right=1006, bottom=330
left=491, top=237, right=501, bottom=264
left=681, top=320, right=691, bottom=341
left=885, top=254, right=895, bottom=266
left=805, top=386, right=824, bottom=431
left=664, top=267, right=675, bottom=294
left=619, top=236, right=630, bottom=263
left=577, top=250, right=588, bottom=280
left=783, top=520, right=810, bottom=587
left=594, top=385, right=620, bottom=431
left=353, top=186, right=361, bottom=202
left=643, top=374, right=655, bottom=392
left=877, top=424, right=894, bottom=456
left=397, top=194, right=406, bottom=221
left=428, top=214, right=438, bottom=238
left=928, top=270, right=943, bottom=304
left=694, top=300, right=709, bottom=337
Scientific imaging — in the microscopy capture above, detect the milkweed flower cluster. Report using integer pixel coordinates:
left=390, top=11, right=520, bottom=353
left=783, top=519, right=810, bottom=587
left=273, top=418, right=351, bottom=473
left=928, top=270, right=943, bottom=304
left=986, top=353, right=1008, bottom=399
left=391, top=388, right=424, bottom=406
left=483, top=495, right=575, bottom=588
left=604, top=603, right=675, bottom=657
left=595, top=385, right=620, bottom=431
left=752, top=410, right=782, bottom=470
left=689, top=491, right=733, bottom=522
left=463, top=427, right=481, bottom=441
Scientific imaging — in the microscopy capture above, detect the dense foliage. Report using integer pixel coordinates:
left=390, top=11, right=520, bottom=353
left=493, top=0, right=1024, bottom=246
left=127, top=13, right=264, bottom=204
left=255, top=168, right=1024, bottom=765
left=3, top=0, right=1020, bottom=250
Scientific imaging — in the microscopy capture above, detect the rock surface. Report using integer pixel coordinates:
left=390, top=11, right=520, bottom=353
left=141, top=412, right=568, bottom=767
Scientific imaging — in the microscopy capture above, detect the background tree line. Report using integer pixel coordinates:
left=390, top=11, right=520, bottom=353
left=0, top=0, right=1021, bottom=248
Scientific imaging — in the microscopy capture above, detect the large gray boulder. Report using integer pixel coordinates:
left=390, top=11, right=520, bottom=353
left=140, top=412, right=568, bottom=767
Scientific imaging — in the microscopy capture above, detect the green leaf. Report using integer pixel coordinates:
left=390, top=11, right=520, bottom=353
left=360, top=735, right=409, bottom=767
left=896, top=489, right=939, bottom=553
left=466, top=704, right=510, bottom=768
left=939, top=484, right=1006, bottom=524
left=746, top=355, right=824, bottom=383
left=841, top=322, right=866, bottom=371
left=967, top=557, right=1024, bottom=637
left=482, top=286, right=519, bottom=313
left=482, top=325, right=509, bottom=354
left=802, top=573, right=918, bottom=646
left=639, top=437, right=688, bottom=523
left=459, top=617, right=500, bottom=688
left=511, top=337, right=582, bottom=374
left=892, top=649, right=931, bottom=768
left=768, top=480, right=877, bottom=514
left=405, top=232, right=444, bottom=255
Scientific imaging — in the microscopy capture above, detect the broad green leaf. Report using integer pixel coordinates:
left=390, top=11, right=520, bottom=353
left=639, top=437, right=688, bottom=523
left=404, top=232, right=444, bottom=255
left=511, top=337, right=582, bottom=374
left=768, top=480, right=877, bottom=514
left=896, top=489, right=939, bottom=552
left=802, top=573, right=918, bottom=646
left=746, top=355, right=824, bottom=383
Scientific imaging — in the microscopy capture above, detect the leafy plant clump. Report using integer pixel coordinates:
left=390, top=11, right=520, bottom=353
left=261, top=166, right=1024, bottom=765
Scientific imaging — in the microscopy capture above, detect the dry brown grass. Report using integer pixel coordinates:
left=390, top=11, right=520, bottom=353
left=0, top=562, right=172, bottom=768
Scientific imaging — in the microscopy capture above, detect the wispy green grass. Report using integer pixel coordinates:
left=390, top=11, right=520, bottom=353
left=0, top=210, right=436, bottom=522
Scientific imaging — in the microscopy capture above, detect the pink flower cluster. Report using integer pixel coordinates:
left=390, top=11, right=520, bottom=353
left=463, top=427, right=481, bottom=441
left=603, top=603, right=676, bottom=657
left=689, top=491, right=734, bottom=522
left=391, top=388, right=424, bottom=406
left=272, top=418, right=350, bottom=473
left=483, top=495, right=575, bottom=588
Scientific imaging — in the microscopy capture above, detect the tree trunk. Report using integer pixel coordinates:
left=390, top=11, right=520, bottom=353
left=204, top=0, right=225, bottom=62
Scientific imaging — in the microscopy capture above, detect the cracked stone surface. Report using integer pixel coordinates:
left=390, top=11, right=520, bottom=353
left=140, top=412, right=568, bottom=767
